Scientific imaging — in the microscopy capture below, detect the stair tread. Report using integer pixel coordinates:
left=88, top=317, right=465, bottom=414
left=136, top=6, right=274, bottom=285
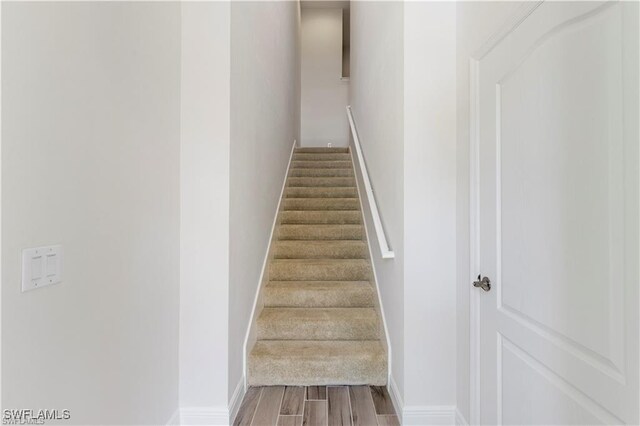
left=251, top=340, right=384, bottom=359
left=284, top=197, right=360, bottom=201
left=286, top=186, right=357, bottom=189
left=289, top=169, right=354, bottom=177
left=274, top=239, right=367, bottom=251
left=287, top=186, right=357, bottom=188
left=295, top=147, right=349, bottom=153
left=278, top=224, right=363, bottom=240
left=258, top=307, right=377, bottom=328
left=269, top=258, right=371, bottom=281
left=290, top=169, right=352, bottom=171
left=291, top=160, right=352, bottom=169
left=283, top=198, right=360, bottom=211
left=293, top=153, right=351, bottom=161
left=280, top=210, right=361, bottom=224
left=287, top=177, right=356, bottom=187
left=265, top=281, right=374, bottom=308
left=278, top=224, right=363, bottom=228
left=268, top=280, right=370, bottom=286
left=270, top=258, right=370, bottom=271
left=285, top=187, right=358, bottom=198
left=271, top=258, right=369, bottom=265
left=274, top=240, right=366, bottom=246
left=260, top=306, right=376, bottom=316
left=248, top=340, right=387, bottom=386
left=257, top=307, right=379, bottom=340
left=279, top=223, right=363, bottom=225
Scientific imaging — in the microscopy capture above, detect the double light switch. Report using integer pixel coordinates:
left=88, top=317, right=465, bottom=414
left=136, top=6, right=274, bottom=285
left=22, top=245, right=63, bottom=292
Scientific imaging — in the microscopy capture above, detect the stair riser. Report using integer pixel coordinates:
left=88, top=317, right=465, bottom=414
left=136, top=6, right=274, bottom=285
left=248, top=354, right=387, bottom=386
left=287, top=177, right=356, bottom=187
left=289, top=169, right=354, bottom=177
left=270, top=262, right=371, bottom=281
left=278, top=225, right=363, bottom=241
left=264, top=285, right=374, bottom=307
left=257, top=311, right=379, bottom=340
left=283, top=198, right=359, bottom=210
left=273, top=241, right=367, bottom=258
left=295, top=147, right=349, bottom=154
left=293, top=153, right=351, bottom=161
left=280, top=211, right=361, bottom=225
left=292, top=161, right=351, bottom=169
left=286, top=187, right=358, bottom=198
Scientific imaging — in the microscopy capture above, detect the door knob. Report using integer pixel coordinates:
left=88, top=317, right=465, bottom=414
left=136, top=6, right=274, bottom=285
left=473, top=275, right=491, bottom=292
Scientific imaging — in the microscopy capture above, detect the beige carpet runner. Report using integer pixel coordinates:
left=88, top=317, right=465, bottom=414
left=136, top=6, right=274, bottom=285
left=248, top=147, right=387, bottom=386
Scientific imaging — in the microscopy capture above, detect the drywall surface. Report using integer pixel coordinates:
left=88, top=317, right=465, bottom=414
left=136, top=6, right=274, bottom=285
left=180, top=1, right=231, bottom=414
left=455, top=1, right=526, bottom=421
left=229, top=0, right=301, bottom=400
left=349, top=0, right=405, bottom=402
left=301, top=8, right=349, bottom=147
left=2, top=3, right=181, bottom=424
left=404, top=1, right=457, bottom=409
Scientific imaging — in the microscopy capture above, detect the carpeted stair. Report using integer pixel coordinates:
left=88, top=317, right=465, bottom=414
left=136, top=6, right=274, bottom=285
left=248, top=147, right=387, bottom=386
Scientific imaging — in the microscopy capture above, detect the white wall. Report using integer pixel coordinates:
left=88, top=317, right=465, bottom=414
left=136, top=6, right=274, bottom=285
left=2, top=2, right=303, bottom=423
left=301, top=8, right=349, bottom=147
left=455, top=2, right=525, bottom=421
left=2, top=3, right=181, bottom=424
left=404, top=0, right=457, bottom=413
left=180, top=1, right=230, bottom=415
left=351, top=2, right=458, bottom=422
left=180, top=2, right=301, bottom=420
left=229, top=0, right=301, bottom=401
left=350, top=0, right=405, bottom=403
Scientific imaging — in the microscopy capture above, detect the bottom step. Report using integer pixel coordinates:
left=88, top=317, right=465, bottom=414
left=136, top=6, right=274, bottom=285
left=248, top=340, right=387, bottom=386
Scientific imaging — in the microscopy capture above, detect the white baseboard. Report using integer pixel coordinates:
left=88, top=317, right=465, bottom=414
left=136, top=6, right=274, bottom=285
left=168, top=377, right=245, bottom=426
left=167, top=409, right=180, bottom=426
left=455, top=407, right=469, bottom=425
left=402, top=405, right=457, bottom=425
left=388, top=375, right=458, bottom=425
left=170, top=407, right=230, bottom=425
left=228, top=376, right=246, bottom=425
left=387, top=375, right=404, bottom=422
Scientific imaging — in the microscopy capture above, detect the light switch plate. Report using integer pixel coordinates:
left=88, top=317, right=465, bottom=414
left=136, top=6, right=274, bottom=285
left=22, top=245, right=63, bottom=292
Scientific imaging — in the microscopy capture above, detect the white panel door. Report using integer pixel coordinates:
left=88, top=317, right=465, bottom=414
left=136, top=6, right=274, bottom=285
left=475, top=2, right=638, bottom=424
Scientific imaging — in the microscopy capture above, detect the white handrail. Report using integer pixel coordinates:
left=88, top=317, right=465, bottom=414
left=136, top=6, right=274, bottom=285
left=346, top=106, right=395, bottom=259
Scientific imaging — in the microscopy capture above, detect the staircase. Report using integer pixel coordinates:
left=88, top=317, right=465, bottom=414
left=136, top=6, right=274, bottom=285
left=248, top=147, right=387, bottom=386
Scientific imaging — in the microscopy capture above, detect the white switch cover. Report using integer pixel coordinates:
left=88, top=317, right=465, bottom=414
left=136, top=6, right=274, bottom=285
left=22, top=245, right=63, bottom=292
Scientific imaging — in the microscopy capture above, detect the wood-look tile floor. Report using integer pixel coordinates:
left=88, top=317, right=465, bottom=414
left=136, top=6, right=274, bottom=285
left=233, top=385, right=399, bottom=426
